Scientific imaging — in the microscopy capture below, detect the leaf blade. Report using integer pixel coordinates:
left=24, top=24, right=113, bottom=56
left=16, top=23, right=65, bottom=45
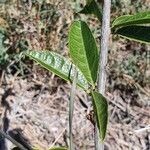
left=112, top=11, right=150, bottom=29
left=115, top=25, right=150, bottom=44
left=79, top=0, right=102, bottom=21
left=26, top=50, right=89, bottom=90
left=91, top=91, right=108, bottom=141
left=69, top=21, right=99, bottom=87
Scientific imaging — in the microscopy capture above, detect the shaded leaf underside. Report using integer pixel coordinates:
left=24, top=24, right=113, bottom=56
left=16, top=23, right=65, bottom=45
left=115, top=25, right=150, bottom=43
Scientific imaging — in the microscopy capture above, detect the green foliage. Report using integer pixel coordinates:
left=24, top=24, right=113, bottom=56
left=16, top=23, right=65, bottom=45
left=112, top=11, right=150, bottom=43
left=115, top=26, right=150, bottom=43
left=25, top=1, right=150, bottom=148
left=26, top=19, right=109, bottom=143
left=79, top=0, right=102, bottom=21
left=91, top=91, right=108, bottom=141
left=26, top=50, right=89, bottom=90
left=112, top=11, right=150, bottom=29
left=69, top=21, right=99, bottom=87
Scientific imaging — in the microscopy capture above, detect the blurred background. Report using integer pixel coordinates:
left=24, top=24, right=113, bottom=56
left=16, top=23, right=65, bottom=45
left=0, top=0, right=149, bottom=149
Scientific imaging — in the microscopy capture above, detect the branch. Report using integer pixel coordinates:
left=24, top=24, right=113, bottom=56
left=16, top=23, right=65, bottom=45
left=98, top=0, right=111, bottom=93
left=95, top=0, right=111, bottom=150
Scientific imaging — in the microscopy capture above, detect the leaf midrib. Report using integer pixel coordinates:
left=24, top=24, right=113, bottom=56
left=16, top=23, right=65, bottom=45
left=80, top=22, right=95, bottom=85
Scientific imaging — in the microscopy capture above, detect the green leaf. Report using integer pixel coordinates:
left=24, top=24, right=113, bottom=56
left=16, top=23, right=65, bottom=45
left=79, top=0, right=102, bottom=21
left=85, top=0, right=93, bottom=4
left=49, top=147, right=68, bottom=150
left=26, top=50, right=89, bottom=90
left=91, top=91, right=108, bottom=141
left=69, top=21, right=99, bottom=87
left=115, top=25, right=150, bottom=44
left=112, top=11, right=150, bottom=29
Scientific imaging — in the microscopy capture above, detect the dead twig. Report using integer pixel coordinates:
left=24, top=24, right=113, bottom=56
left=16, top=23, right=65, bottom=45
left=49, top=128, right=66, bottom=148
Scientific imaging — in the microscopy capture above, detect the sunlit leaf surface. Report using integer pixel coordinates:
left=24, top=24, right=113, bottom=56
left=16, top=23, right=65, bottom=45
left=69, top=21, right=99, bottom=87
left=112, top=11, right=150, bottom=29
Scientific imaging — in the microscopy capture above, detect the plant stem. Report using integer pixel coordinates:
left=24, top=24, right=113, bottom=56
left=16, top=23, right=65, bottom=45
left=95, top=0, right=111, bottom=150
left=69, top=68, right=77, bottom=150
left=94, top=125, right=104, bottom=150
left=0, top=130, right=28, bottom=150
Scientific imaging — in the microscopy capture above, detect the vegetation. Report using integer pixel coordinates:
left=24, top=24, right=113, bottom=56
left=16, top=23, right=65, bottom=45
left=26, top=1, right=150, bottom=149
left=0, top=0, right=149, bottom=150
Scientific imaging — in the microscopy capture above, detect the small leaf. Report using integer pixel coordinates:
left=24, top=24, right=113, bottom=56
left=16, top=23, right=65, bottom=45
left=85, top=0, right=93, bottom=4
left=91, top=91, right=108, bottom=141
left=115, top=25, right=150, bottom=44
left=69, top=21, right=99, bottom=87
left=49, top=147, right=68, bottom=150
left=79, top=0, right=102, bottom=21
left=112, top=11, right=150, bottom=29
left=26, top=50, right=89, bottom=90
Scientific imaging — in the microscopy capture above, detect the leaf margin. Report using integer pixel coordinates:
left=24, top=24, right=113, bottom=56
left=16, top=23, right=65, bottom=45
left=91, top=91, right=108, bottom=141
left=25, top=50, right=89, bottom=90
left=112, top=11, right=150, bottom=29
left=68, top=20, right=99, bottom=88
left=115, top=25, right=150, bottom=44
left=79, top=0, right=102, bottom=21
